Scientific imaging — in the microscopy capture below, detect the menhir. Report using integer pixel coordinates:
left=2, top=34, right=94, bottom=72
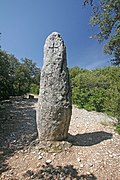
left=37, top=32, right=72, bottom=141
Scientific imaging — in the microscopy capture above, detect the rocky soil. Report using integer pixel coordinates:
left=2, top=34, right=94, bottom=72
left=0, top=99, right=120, bottom=180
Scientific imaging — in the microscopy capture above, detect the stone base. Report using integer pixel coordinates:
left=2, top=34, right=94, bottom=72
left=38, top=140, right=72, bottom=153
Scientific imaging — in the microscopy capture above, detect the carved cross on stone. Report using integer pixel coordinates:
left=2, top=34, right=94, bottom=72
left=49, top=42, right=58, bottom=52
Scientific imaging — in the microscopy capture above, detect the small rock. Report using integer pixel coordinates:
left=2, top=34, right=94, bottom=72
left=80, top=164, right=84, bottom=168
left=58, top=146, right=62, bottom=150
left=41, top=152, right=44, bottom=156
left=86, top=172, right=91, bottom=175
left=53, top=153, right=57, bottom=156
left=37, top=163, right=41, bottom=168
left=31, top=151, right=36, bottom=154
left=56, top=142, right=60, bottom=147
left=109, top=154, right=113, bottom=158
left=38, top=155, right=43, bottom=160
left=1, top=174, right=6, bottom=179
left=90, top=169, right=94, bottom=173
left=0, top=151, right=3, bottom=155
left=46, top=159, right=52, bottom=164
left=77, top=158, right=81, bottom=162
left=23, top=170, right=34, bottom=177
left=15, top=155, right=19, bottom=159
left=10, top=169, right=14, bottom=174
left=64, top=147, right=67, bottom=151
left=89, top=163, right=93, bottom=167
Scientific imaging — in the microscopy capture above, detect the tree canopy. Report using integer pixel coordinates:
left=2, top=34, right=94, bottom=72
left=84, top=0, right=120, bottom=65
left=0, top=50, right=40, bottom=100
left=69, top=66, right=120, bottom=119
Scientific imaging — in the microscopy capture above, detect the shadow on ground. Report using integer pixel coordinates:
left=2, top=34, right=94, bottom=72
left=0, top=99, right=38, bottom=174
left=0, top=99, right=112, bottom=177
left=67, top=131, right=113, bottom=146
left=23, top=164, right=97, bottom=180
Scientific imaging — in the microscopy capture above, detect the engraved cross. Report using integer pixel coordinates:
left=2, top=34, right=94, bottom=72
left=49, top=42, right=58, bottom=52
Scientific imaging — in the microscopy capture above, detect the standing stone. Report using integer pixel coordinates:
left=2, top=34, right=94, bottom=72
left=37, top=32, right=72, bottom=141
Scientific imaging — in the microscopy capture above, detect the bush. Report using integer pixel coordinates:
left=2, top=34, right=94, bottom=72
left=69, top=66, right=120, bottom=118
left=115, top=123, right=120, bottom=135
left=30, top=84, right=39, bottom=95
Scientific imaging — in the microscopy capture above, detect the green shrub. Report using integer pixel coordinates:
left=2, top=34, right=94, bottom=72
left=30, top=83, right=39, bottom=95
left=115, top=123, right=120, bottom=135
left=69, top=66, right=120, bottom=118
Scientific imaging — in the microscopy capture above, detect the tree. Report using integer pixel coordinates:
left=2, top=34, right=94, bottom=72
left=0, top=50, right=40, bottom=99
left=14, top=58, right=40, bottom=95
left=7, top=54, right=20, bottom=96
left=0, top=50, right=10, bottom=100
left=84, top=0, right=120, bottom=65
left=0, top=33, right=1, bottom=49
left=69, top=66, right=120, bottom=118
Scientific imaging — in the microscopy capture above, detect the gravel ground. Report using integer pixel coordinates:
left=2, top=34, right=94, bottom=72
left=0, top=99, right=120, bottom=180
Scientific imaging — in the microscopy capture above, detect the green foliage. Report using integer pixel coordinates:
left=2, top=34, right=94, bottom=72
left=0, top=50, right=40, bottom=100
left=84, top=0, right=120, bottom=65
left=115, top=123, right=120, bottom=135
left=0, top=50, right=11, bottom=100
left=14, top=58, right=40, bottom=95
left=30, top=83, right=39, bottom=95
left=69, top=66, right=120, bottom=118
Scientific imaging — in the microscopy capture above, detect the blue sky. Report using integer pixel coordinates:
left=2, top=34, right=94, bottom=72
left=0, top=0, right=111, bottom=69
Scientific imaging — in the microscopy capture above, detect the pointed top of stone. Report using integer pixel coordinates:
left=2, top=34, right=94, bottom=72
left=44, top=32, right=65, bottom=64
left=48, top=31, right=61, bottom=37
left=51, top=31, right=60, bottom=35
left=45, top=32, right=63, bottom=43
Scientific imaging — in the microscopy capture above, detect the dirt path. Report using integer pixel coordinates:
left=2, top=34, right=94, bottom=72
left=0, top=99, right=120, bottom=180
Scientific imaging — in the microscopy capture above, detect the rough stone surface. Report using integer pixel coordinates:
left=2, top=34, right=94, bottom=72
left=37, top=32, right=72, bottom=141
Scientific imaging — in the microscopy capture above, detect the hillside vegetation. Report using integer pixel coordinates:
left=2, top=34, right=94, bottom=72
left=69, top=66, right=120, bottom=120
